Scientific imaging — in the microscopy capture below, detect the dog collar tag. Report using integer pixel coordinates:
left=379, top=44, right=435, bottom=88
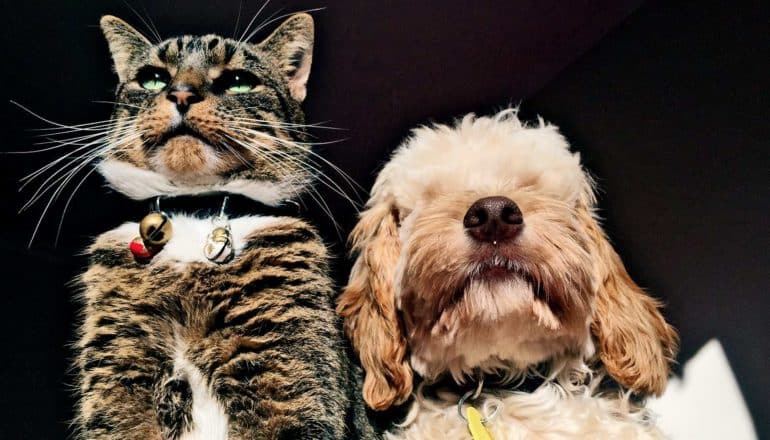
left=466, top=406, right=493, bottom=440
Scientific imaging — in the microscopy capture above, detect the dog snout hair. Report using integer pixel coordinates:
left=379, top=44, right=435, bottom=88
left=463, top=196, right=523, bottom=243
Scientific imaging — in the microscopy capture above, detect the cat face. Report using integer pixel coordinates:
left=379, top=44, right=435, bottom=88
left=98, top=14, right=314, bottom=204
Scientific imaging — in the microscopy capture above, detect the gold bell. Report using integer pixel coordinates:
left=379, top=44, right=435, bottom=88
left=139, top=212, right=173, bottom=247
left=211, top=227, right=230, bottom=240
left=204, top=226, right=234, bottom=264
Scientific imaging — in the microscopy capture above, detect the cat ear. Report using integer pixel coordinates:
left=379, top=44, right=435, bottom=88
left=257, top=13, right=314, bottom=102
left=100, top=15, right=152, bottom=83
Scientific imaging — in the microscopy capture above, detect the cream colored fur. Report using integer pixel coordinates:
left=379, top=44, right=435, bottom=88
left=391, top=382, right=662, bottom=440
left=342, top=109, right=675, bottom=438
left=381, top=110, right=598, bottom=381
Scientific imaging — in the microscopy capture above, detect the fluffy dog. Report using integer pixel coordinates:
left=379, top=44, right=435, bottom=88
left=338, top=109, right=678, bottom=439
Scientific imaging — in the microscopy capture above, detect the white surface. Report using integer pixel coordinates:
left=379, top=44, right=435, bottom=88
left=649, top=339, right=757, bottom=440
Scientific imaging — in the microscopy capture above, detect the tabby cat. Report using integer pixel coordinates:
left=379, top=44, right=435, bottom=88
left=74, top=14, right=376, bottom=439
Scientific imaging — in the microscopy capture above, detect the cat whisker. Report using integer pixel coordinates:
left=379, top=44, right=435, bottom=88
left=232, top=0, right=244, bottom=39
left=222, top=133, right=302, bottom=182
left=21, top=132, right=142, bottom=211
left=26, top=149, right=104, bottom=244
left=21, top=137, right=108, bottom=187
left=20, top=141, right=108, bottom=186
left=13, top=134, right=113, bottom=154
left=21, top=127, right=140, bottom=197
left=21, top=122, right=136, bottom=153
left=122, top=0, right=163, bottom=43
left=226, top=133, right=343, bottom=233
left=265, top=146, right=360, bottom=210
left=92, top=100, right=150, bottom=111
left=139, top=4, right=163, bottom=44
left=29, top=120, right=131, bottom=135
left=25, top=130, right=143, bottom=245
left=28, top=153, right=102, bottom=246
left=54, top=165, right=99, bottom=246
left=213, top=133, right=252, bottom=169
left=12, top=100, right=134, bottom=134
left=229, top=113, right=342, bottom=130
left=230, top=124, right=325, bottom=147
left=231, top=126, right=364, bottom=201
left=20, top=126, right=137, bottom=185
left=241, top=7, right=325, bottom=45
left=227, top=133, right=360, bottom=231
left=237, top=0, right=273, bottom=44
left=304, top=181, right=344, bottom=236
left=231, top=120, right=318, bottom=139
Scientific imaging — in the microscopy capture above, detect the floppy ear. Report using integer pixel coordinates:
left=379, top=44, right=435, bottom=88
left=257, top=13, right=314, bottom=102
left=100, top=15, right=152, bottom=83
left=580, top=205, right=679, bottom=396
left=337, top=201, right=413, bottom=411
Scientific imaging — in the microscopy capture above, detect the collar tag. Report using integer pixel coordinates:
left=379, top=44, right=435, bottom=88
left=466, top=406, right=493, bottom=440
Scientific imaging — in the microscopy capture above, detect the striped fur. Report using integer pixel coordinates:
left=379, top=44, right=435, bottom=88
left=76, top=216, right=376, bottom=439
left=70, top=13, right=377, bottom=439
left=97, top=14, right=316, bottom=201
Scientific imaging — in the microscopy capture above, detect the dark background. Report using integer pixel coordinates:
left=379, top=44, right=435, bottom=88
left=1, top=0, right=767, bottom=438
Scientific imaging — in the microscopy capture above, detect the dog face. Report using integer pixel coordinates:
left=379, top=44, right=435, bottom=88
left=338, top=110, right=678, bottom=411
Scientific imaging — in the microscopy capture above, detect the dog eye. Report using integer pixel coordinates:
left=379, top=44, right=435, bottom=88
left=214, top=70, right=260, bottom=94
left=136, top=66, right=171, bottom=91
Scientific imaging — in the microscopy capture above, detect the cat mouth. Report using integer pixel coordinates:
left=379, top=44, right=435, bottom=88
left=154, top=124, right=211, bottom=148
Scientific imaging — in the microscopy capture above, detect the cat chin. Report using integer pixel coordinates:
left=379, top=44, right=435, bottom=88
left=152, top=136, right=224, bottom=180
left=97, top=159, right=301, bottom=205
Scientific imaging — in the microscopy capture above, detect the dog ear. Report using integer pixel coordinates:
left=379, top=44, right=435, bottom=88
left=337, top=201, right=413, bottom=410
left=579, top=205, right=679, bottom=396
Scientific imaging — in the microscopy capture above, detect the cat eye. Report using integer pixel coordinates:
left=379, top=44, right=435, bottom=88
left=136, top=66, right=171, bottom=91
left=214, top=70, right=260, bottom=94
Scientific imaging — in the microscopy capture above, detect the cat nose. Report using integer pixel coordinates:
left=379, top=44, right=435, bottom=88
left=463, top=196, right=524, bottom=244
left=167, top=84, right=203, bottom=112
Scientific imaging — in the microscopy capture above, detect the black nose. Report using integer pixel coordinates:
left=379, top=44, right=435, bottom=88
left=166, top=84, right=203, bottom=113
left=463, top=196, right=524, bottom=243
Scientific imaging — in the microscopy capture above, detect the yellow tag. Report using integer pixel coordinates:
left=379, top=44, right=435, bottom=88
left=466, top=406, right=493, bottom=440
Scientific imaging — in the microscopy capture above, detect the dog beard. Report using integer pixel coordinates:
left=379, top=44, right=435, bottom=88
left=395, top=200, right=597, bottom=381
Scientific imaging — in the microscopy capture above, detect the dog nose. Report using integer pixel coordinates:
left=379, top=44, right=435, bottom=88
left=166, top=84, right=203, bottom=112
left=463, top=196, right=523, bottom=243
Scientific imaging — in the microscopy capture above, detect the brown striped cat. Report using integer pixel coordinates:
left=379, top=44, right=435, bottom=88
left=73, top=14, right=377, bottom=440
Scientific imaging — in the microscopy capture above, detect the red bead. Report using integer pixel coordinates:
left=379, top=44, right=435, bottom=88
left=130, top=236, right=153, bottom=261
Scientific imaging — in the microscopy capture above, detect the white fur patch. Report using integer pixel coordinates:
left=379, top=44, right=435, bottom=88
left=98, top=159, right=300, bottom=205
left=174, top=329, right=229, bottom=440
left=110, top=214, right=282, bottom=267
left=388, top=381, right=663, bottom=440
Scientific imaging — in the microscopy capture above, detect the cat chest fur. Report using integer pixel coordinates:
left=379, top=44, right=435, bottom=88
left=76, top=215, right=348, bottom=439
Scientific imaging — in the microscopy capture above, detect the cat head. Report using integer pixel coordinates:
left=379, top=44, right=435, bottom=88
left=97, top=14, right=314, bottom=204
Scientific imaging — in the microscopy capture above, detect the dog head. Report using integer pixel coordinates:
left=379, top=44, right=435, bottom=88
left=338, top=110, right=678, bottom=411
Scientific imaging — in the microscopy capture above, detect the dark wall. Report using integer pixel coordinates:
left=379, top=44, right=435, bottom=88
left=0, top=1, right=766, bottom=438
left=522, top=1, right=769, bottom=433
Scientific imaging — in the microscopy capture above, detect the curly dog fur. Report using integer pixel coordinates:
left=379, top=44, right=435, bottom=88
left=339, top=109, right=678, bottom=439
